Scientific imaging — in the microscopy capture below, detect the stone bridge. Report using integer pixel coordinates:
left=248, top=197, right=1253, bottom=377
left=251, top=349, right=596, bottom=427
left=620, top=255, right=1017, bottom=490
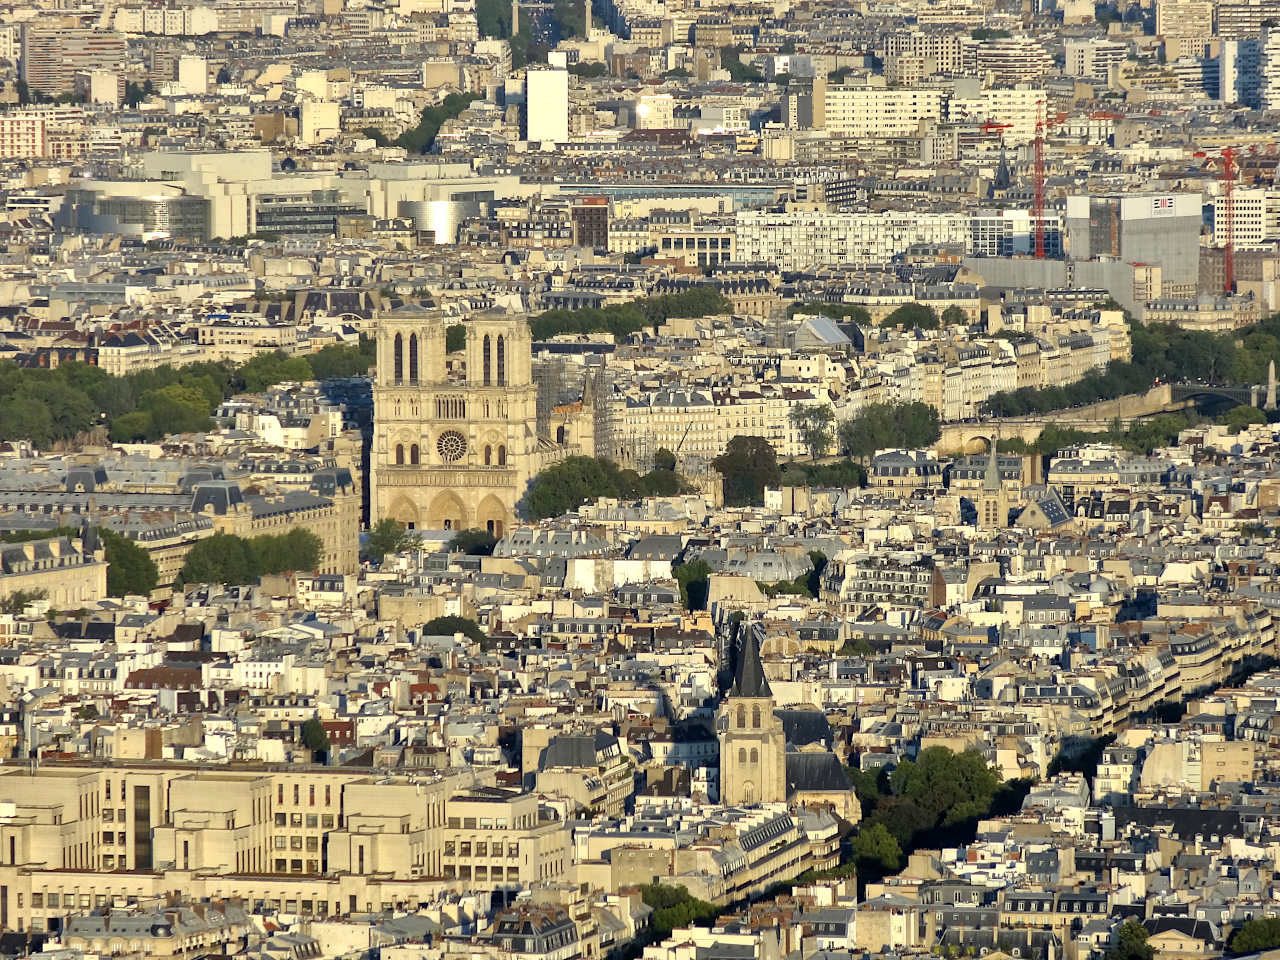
left=936, top=373, right=1277, bottom=455
left=935, top=384, right=1176, bottom=454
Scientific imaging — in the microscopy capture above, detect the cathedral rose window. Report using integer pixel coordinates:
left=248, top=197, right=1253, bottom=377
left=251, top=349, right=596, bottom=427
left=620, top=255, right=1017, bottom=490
left=437, top=431, right=467, bottom=462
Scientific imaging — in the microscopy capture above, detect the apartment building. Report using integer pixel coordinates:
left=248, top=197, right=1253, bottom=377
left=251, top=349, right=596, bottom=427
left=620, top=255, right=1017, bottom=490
left=0, top=536, right=107, bottom=610
left=882, top=31, right=968, bottom=75
left=946, top=85, right=1044, bottom=145
left=973, top=36, right=1053, bottom=83
left=734, top=210, right=971, bottom=271
left=823, top=79, right=946, bottom=138
left=442, top=788, right=573, bottom=892
left=0, top=765, right=508, bottom=932
left=0, top=116, right=46, bottom=160
left=194, top=319, right=300, bottom=363
left=610, top=387, right=811, bottom=466
left=20, top=27, right=126, bottom=98
left=821, top=552, right=945, bottom=613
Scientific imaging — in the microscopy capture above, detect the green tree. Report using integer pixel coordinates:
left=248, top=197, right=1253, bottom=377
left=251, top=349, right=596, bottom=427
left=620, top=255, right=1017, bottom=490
left=789, top=403, right=836, bottom=460
left=177, top=532, right=260, bottom=586
left=654, top=447, right=677, bottom=472
left=674, top=559, right=712, bottom=610
left=889, top=747, right=1003, bottom=829
left=29, top=382, right=95, bottom=439
left=446, top=324, right=466, bottom=352
left=1230, top=917, right=1280, bottom=955
left=871, top=795, right=934, bottom=848
left=851, top=822, right=902, bottom=876
left=238, top=352, right=314, bottom=393
left=0, top=588, right=47, bottom=614
left=1221, top=404, right=1268, bottom=434
left=364, top=518, right=415, bottom=561
left=712, top=436, right=781, bottom=506
left=308, top=342, right=375, bottom=379
left=881, top=302, right=939, bottom=329
left=525, top=456, right=684, bottom=518
left=1106, top=919, right=1154, bottom=960
left=718, top=46, right=764, bottom=82
left=529, top=288, right=731, bottom=341
left=300, top=715, right=329, bottom=754
left=640, top=885, right=719, bottom=941
left=940, top=305, right=967, bottom=326
left=448, top=528, right=498, bottom=555
left=137, top=383, right=213, bottom=436
left=838, top=402, right=940, bottom=459
left=109, top=411, right=154, bottom=442
left=249, top=528, right=322, bottom=575
left=394, top=92, right=482, bottom=154
left=100, top=528, right=159, bottom=596
left=0, top=396, right=55, bottom=446
left=421, top=615, right=486, bottom=642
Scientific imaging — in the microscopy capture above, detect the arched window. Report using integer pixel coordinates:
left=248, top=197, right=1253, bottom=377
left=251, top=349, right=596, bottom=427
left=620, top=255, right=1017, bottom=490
left=497, top=445, right=507, bottom=466
left=736, top=706, right=746, bottom=728
left=484, top=445, right=492, bottom=465
left=750, top=748, right=758, bottom=764
left=395, top=444, right=404, bottom=465
left=408, top=334, right=419, bottom=383
left=497, top=335, right=506, bottom=386
left=752, top=706, right=761, bottom=728
left=483, top=334, right=492, bottom=385
left=409, top=444, right=420, bottom=465
left=556, top=425, right=566, bottom=444
left=743, top=782, right=755, bottom=805
left=393, top=333, right=403, bottom=382
left=738, top=748, right=746, bottom=764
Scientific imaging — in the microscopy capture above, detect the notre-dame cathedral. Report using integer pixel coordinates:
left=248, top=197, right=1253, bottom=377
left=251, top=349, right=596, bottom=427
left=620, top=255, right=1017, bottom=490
left=371, top=312, right=594, bottom=536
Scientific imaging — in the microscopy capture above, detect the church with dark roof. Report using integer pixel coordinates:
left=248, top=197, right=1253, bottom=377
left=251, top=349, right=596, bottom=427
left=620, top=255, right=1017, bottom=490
left=717, top=632, right=861, bottom=822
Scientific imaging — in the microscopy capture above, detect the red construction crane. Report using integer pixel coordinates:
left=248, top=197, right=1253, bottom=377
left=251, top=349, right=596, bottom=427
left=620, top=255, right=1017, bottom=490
left=1195, top=147, right=1239, bottom=292
left=1033, top=104, right=1067, bottom=259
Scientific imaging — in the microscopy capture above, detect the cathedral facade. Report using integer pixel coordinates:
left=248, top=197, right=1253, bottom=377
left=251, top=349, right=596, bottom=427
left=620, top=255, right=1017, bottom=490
left=371, top=312, right=588, bottom=536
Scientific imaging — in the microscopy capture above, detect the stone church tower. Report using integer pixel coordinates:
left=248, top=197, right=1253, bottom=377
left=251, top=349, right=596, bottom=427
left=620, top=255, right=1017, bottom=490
left=977, top=431, right=1009, bottom=531
left=718, top=632, right=786, bottom=806
left=371, top=312, right=541, bottom=537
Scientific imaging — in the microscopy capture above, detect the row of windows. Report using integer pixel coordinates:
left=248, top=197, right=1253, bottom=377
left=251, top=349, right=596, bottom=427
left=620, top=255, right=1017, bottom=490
left=277, top=783, right=333, bottom=806
left=393, top=443, right=508, bottom=465
left=390, top=333, right=509, bottom=385
left=445, top=841, right=520, bottom=857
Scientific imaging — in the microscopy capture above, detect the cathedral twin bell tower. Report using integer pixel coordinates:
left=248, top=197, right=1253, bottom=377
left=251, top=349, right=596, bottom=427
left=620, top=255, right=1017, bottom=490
left=371, top=314, right=539, bottom=538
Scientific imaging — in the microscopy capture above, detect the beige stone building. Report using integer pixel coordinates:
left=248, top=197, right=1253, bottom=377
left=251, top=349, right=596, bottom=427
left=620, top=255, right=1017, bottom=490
left=0, top=536, right=107, bottom=609
left=193, top=319, right=300, bottom=363
left=199, top=476, right=361, bottom=577
left=372, top=312, right=588, bottom=536
left=0, top=763, right=576, bottom=932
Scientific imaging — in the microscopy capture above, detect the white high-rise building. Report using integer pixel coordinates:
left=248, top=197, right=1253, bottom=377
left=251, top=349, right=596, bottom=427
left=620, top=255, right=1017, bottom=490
left=946, top=84, right=1043, bottom=145
left=176, top=55, right=207, bottom=96
left=1262, top=28, right=1280, bottom=110
left=823, top=77, right=946, bottom=138
left=525, top=68, right=568, bottom=143
left=1216, top=188, right=1280, bottom=249
left=1221, top=37, right=1261, bottom=106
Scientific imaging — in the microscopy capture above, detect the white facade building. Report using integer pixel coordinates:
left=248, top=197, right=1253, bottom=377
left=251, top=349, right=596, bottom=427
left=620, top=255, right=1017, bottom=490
left=526, top=69, right=569, bottom=143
